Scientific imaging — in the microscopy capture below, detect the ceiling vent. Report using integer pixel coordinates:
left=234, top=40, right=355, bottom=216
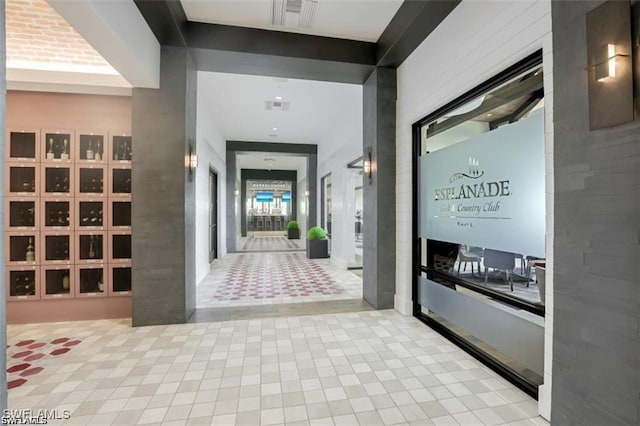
left=265, top=100, right=291, bottom=111
left=271, top=0, right=318, bottom=29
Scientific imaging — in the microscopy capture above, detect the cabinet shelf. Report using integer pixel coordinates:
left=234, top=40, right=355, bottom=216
left=41, top=231, right=73, bottom=265
left=76, top=264, right=107, bottom=297
left=42, top=130, right=73, bottom=163
left=109, top=231, right=131, bottom=262
left=42, top=265, right=74, bottom=299
left=109, top=166, right=131, bottom=195
left=6, top=232, right=39, bottom=266
left=6, top=198, right=38, bottom=231
left=7, top=129, right=39, bottom=163
left=5, top=125, right=132, bottom=315
left=109, top=198, right=131, bottom=230
left=109, top=263, right=131, bottom=295
left=76, top=132, right=106, bottom=163
left=8, top=164, right=38, bottom=196
left=110, top=133, right=132, bottom=163
left=76, top=232, right=106, bottom=264
left=41, top=197, right=73, bottom=230
left=76, top=165, right=105, bottom=196
left=76, top=198, right=105, bottom=230
left=43, top=165, right=72, bottom=196
left=6, top=266, right=39, bottom=301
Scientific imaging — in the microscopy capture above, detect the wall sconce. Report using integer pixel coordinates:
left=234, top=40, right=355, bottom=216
left=586, top=0, right=634, bottom=129
left=234, top=189, right=240, bottom=196
left=184, top=144, right=198, bottom=181
left=594, top=43, right=625, bottom=82
left=187, top=144, right=198, bottom=181
left=363, top=149, right=373, bottom=184
left=304, top=190, right=309, bottom=197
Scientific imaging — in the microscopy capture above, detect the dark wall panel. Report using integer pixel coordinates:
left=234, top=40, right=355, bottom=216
left=551, top=1, right=640, bottom=424
left=363, top=67, right=397, bottom=309
left=132, top=46, right=196, bottom=326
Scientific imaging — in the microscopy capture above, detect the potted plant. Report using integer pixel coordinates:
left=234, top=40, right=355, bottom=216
left=287, top=221, right=300, bottom=239
left=306, top=226, right=329, bottom=259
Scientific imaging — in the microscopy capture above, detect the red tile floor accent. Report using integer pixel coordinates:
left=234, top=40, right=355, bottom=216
left=8, top=379, right=27, bottom=389
left=6, top=337, right=81, bottom=389
left=213, top=252, right=345, bottom=302
left=20, top=367, right=44, bottom=377
left=7, top=363, right=30, bottom=373
left=50, top=347, right=71, bottom=356
left=24, top=353, right=45, bottom=362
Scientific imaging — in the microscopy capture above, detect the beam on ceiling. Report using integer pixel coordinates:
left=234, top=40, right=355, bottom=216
left=133, top=0, right=188, bottom=46
left=376, top=0, right=461, bottom=67
left=426, top=72, right=544, bottom=138
left=187, top=22, right=376, bottom=83
left=49, top=0, right=160, bottom=88
left=133, top=0, right=458, bottom=83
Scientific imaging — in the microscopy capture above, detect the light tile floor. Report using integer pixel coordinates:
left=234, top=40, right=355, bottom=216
left=197, top=252, right=362, bottom=308
left=8, top=310, right=548, bottom=425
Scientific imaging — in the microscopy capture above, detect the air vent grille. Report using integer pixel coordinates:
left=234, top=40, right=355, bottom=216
left=265, top=101, right=291, bottom=111
left=286, top=0, right=302, bottom=13
left=271, top=0, right=317, bottom=28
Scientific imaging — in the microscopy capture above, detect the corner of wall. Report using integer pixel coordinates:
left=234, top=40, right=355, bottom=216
left=394, top=294, right=413, bottom=316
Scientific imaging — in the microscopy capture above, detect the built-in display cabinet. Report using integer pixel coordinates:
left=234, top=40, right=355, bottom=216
left=5, top=128, right=132, bottom=308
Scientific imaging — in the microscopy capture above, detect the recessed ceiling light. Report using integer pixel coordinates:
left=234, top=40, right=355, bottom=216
left=275, top=96, right=282, bottom=101
left=487, top=113, right=493, bottom=117
left=272, top=127, right=278, bottom=131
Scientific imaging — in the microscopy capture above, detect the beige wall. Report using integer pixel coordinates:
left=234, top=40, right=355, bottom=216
left=7, top=91, right=131, bottom=131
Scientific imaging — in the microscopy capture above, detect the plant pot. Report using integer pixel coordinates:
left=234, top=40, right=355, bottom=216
left=307, top=239, right=329, bottom=259
left=287, top=228, right=300, bottom=239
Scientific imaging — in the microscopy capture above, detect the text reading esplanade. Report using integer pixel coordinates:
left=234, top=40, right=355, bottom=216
left=434, top=180, right=511, bottom=216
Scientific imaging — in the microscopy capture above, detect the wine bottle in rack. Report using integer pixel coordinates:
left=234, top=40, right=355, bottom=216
left=26, top=237, right=35, bottom=262
left=114, top=142, right=120, bottom=161
left=95, top=142, right=102, bottom=161
left=61, top=139, right=69, bottom=160
left=88, top=236, right=96, bottom=258
left=47, top=138, right=55, bottom=159
left=62, top=274, right=70, bottom=290
left=86, top=140, right=94, bottom=160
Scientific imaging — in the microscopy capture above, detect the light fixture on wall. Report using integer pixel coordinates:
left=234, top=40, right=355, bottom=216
left=586, top=0, right=634, bottom=129
left=187, top=144, right=198, bottom=181
left=363, top=149, right=372, bottom=184
left=594, top=43, right=624, bottom=82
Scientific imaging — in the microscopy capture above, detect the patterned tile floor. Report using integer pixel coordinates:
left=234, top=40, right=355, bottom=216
left=7, top=310, right=548, bottom=425
left=197, top=252, right=362, bottom=308
left=237, top=235, right=305, bottom=252
left=7, top=338, right=82, bottom=390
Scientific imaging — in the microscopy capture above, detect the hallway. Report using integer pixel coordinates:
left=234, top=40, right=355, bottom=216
left=197, top=251, right=362, bottom=309
left=7, top=310, right=546, bottom=425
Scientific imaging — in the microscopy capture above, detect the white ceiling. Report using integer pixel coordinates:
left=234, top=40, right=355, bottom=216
left=198, top=71, right=362, bottom=147
left=181, top=0, right=403, bottom=42
left=237, top=152, right=307, bottom=173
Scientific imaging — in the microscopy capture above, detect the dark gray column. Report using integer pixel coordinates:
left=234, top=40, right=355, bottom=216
left=131, top=45, right=197, bottom=326
left=307, top=153, right=317, bottom=227
left=0, top=0, right=7, bottom=411
left=551, top=1, right=640, bottom=425
left=225, top=150, right=237, bottom=251
left=362, top=67, right=396, bottom=309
